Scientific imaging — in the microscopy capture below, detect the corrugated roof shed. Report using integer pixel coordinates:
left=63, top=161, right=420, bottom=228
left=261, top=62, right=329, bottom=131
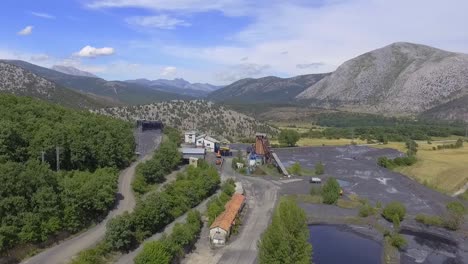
left=210, top=193, right=245, bottom=232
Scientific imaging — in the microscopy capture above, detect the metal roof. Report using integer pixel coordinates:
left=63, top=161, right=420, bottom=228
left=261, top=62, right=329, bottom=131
left=180, top=147, right=206, bottom=154
left=204, top=136, right=220, bottom=143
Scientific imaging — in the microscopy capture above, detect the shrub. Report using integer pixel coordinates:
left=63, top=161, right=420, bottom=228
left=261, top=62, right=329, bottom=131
left=315, top=162, right=325, bottom=175
left=444, top=201, right=465, bottom=230
left=321, top=178, right=340, bottom=205
left=359, top=204, right=376, bottom=217
left=288, top=162, right=302, bottom=175
left=446, top=201, right=465, bottom=215
left=415, top=214, right=443, bottom=227
left=278, top=129, right=300, bottom=147
left=105, top=213, right=136, bottom=251
left=382, top=202, right=406, bottom=222
left=389, top=233, right=407, bottom=249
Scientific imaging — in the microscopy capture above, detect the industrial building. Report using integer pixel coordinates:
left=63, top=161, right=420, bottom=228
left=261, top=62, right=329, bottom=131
left=209, top=193, right=246, bottom=246
left=179, top=147, right=206, bottom=160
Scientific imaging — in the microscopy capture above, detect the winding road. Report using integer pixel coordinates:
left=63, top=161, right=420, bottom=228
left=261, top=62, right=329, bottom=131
left=22, top=129, right=162, bottom=264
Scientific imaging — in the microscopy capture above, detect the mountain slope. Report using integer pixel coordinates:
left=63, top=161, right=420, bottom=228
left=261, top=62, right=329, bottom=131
left=1, top=60, right=192, bottom=105
left=51, top=65, right=98, bottom=78
left=420, top=95, right=468, bottom=122
left=96, top=100, right=278, bottom=140
left=0, top=61, right=104, bottom=108
left=208, top=74, right=328, bottom=103
left=125, top=78, right=221, bottom=98
left=297, top=42, right=468, bottom=116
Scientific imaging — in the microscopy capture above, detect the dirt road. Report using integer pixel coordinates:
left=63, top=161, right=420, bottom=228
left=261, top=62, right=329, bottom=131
left=22, top=130, right=162, bottom=264
left=182, top=159, right=279, bottom=264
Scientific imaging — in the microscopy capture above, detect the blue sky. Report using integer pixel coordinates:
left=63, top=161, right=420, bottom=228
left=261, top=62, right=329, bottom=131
left=1, top=0, right=467, bottom=84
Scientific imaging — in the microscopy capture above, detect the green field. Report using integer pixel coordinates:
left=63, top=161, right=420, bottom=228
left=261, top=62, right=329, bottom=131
left=271, top=137, right=367, bottom=147
left=373, top=140, right=468, bottom=193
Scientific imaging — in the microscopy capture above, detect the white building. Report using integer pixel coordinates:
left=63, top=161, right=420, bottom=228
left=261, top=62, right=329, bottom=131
left=184, top=131, right=197, bottom=144
left=203, top=136, right=220, bottom=152
left=196, top=134, right=206, bottom=147
left=194, top=135, right=220, bottom=152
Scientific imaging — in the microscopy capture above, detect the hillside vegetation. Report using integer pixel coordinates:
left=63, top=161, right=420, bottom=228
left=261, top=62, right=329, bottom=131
left=96, top=100, right=278, bottom=140
left=0, top=62, right=103, bottom=109
left=0, top=94, right=135, bottom=255
left=2, top=60, right=191, bottom=106
left=209, top=74, right=328, bottom=104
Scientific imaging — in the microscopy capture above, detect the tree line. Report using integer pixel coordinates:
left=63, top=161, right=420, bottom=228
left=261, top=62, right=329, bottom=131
left=0, top=95, right=135, bottom=254
left=206, top=179, right=236, bottom=225
left=258, top=197, right=312, bottom=264
left=134, top=210, right=203, bottom=264
left=132, top=130, right=182, bottom=195
left=0, top=94, right=135, bottom=171
left=105, top=162, right=220, bottom=252
left=301, top=112, right=467, bottom=142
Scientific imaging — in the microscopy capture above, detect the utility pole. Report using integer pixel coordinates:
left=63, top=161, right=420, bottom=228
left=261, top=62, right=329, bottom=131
left=41, top=150, right=45, bottom=164
left=56, top=146, right=60, bottom=171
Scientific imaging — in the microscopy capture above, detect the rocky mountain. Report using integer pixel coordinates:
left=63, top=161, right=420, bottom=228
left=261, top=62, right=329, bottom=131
left=0, top=61, right=103, bottom=108
left=51, top=65, right=98, bottom=78
left=208, top=74, right=329, bottom=104
left=1, top=60, right=192, bottom=105
left=96, top=100, right=278, bottom=140
left=297, top=42, right=468, bottom=119
left=420, top=95, right=468, bottom=122
left=125, top=78, right=221, bottom=98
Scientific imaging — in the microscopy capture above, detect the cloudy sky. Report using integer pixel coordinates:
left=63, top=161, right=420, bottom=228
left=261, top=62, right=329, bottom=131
left=1, top=0, right=467, bottom=84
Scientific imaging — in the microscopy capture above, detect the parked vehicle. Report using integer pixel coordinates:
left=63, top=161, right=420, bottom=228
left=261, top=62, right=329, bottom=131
left=309, top=177, right=322, bottom=184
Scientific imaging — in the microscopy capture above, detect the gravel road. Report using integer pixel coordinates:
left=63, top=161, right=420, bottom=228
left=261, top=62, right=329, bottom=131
left=21, top=129, right=162, bottom=264
left=182, top=158, right=279, bottom=264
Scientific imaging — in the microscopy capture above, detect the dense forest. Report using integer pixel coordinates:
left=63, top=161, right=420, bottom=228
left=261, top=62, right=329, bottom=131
left=0, top=94, right=135, bottom=254
left=304, top=112, right=467, bottom=141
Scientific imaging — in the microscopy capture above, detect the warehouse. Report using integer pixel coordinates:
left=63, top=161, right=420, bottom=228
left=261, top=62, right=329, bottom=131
left=209, top=193, right=245, bottom=246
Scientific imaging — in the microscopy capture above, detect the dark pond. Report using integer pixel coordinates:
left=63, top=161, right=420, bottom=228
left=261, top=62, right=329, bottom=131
left=308, top=225, right=381, bottom=264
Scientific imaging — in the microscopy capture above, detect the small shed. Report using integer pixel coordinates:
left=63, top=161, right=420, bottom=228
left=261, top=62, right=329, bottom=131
left=189, top=157, right=199, bottom=167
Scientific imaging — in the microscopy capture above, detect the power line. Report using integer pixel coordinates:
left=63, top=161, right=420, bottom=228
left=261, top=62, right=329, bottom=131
left=56, top=146, right=60, bottom=171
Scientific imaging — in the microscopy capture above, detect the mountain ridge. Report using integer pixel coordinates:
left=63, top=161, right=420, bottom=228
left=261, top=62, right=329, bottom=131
left=207, top=73, right=329, bottom=103
left=297, top=42, right=468, bottom=120
left=0, top=61, right=105, bottom=108
left=1, top=60, right=192, bottom=105
left=51, top=65, right=99, bottom=78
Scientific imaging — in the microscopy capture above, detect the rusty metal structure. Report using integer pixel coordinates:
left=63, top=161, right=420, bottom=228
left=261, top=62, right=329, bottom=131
left=255, top=133, right=273, bottom=163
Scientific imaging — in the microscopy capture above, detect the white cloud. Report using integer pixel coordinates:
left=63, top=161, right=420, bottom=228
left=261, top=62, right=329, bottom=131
left=296, top=62, right=325, bottom=69
left=216, top=63, right=270, bottom=82
left=158, top=0, right=468, bottom=83
left=74, top=45, right=115, bottom=57
left=30, top=11, right=55, bottom=19
left=126, top=15, right=190, bottom=29
left=17, top=26, right=33, bottom=36
left=161, top=66, right=177, bottom=76
left=86, top=0, right=259, bottom=16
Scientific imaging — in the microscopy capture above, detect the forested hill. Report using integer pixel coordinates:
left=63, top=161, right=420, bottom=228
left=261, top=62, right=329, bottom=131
left=96, top=100, right=278, bottom=141
left=0, top=94, right=135, bottom=257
